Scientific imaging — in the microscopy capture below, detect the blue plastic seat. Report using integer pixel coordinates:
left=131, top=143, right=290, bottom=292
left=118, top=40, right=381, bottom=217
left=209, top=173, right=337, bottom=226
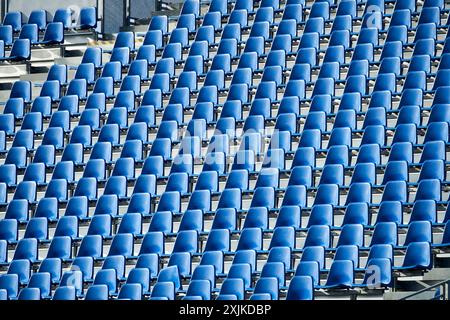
left=40, top=22, right=64, bottom=45
left=324, top=260, right=354, bottom=288
left=13, top=238, right=38, bottom=262
left=198, top=252, right=223, bottom=278
left=403, top=221, right=432, bottom=247
left=235, top=227, right=262, bottom=252
left=295, top=260, right=320, bottom=287
left=3, top=11, right=22, bottom=32
left=18, top=287, right=41, bottom=300
left=4, top=97, right=25, bottom=119
left=7, top=259, right=30, bottom=285
left=0, top=218, right=18, bottom=243
left=410, top=200, right=436, bottom=224
left=52, top=286, right=75, bottom=301
left=423, top=122, right=448, bottom=144
left=391, top=7, right=412, bottom=26
left=56, top=190, right=81, bottom=217
left=382, top=161, right=408, bottom=185
left=179, top=210, right=204, bottom=233
left=373, top=201, right=401, bottom=226
left=112, top=157, right=135, bottom=180
left=138, top=232, right=164, bottom=256
left=148, top=15, right=167, bottom=33
left=419, top=160, right=445, bottom=182
left=23, top=217, right=48, bottom=241
left=181, top=0, right=200, bottom=16
left=87, top=214, right=112, bottom=238
left=420, top=141, right=446, bottom=163
left=286, top=276, right=314, bottom=300
left=305, top=17, right=324, bottom=35
left=334, top=245, right=360, bottom=269
left=172, top=230, right=198, bottom=254
left=150, top=282, right=175, bottom=300
left=228, top=9, right=247, bottom=28
left=397, top=242, right=432, bottom=270
left=93, top=269, right=117, bottom=296
left=219, top=278, right=244, bottom=300
left=176, top=14, right=195, bottom=33
left=126, top=268, right=150, bottom=293
left=305, top=204, right=333, bottom=229
left=396, top=108, right=421, bottom=130
left=46, top=236, right=71, bottom=260
left=228, top=263, right=252, bottom=289
left=381, top=181, right=407, bottom=203
left=342, top=203, right=369, bottom=226
left=185, top=279, right=211, bottom=300
left=78, top=7, right=97, bottom=29
left=143, top=30, right=163, bottom=49
left=149, top=211, right=172, bottom=234
left=117, top=283, right=142, bottom=300
left=117, top=212, right=142, bottom=236
left=362, top=258, right=392, bottom=288
left=332, top=14, right=352, bottom=33
left=157, top=265, right=181, bottom=291
left=203, top=228, right=230, bottom=253
left=6, top=196, right=31, bottom=222
left=212, top=208, right=237, bottom=231
left=126, top=193, right=151, bottom=218
left=269, top=227, right=296, bottom=252
left=51, top=8, right=70, bottom=29
left=0, top=25, right=12, bottom=47
left=0, top=273, right=19, bottom=299
left=361, top=9, right=382, bottom=29
left=313, top=184, right=339, bottom=206
left=82, top=47, right=102, bottom=68
left=37, top=258, right=62, bottom=283
left=19, top=24, right=38, bottom=44
left=336, top=224, right=364, bottom=247
left=415, top=179, right=441, bottom=202
left=13, top=180, right=37, bottom=203
left=388, top=142, right=413, bottom=163
left=85, top=284, right=108, bottom=300
left=107, top=233, right=133, bottom=257
left=59, top=270, right=83, bottom=298
left=242, top=207, right=268, bottom=230
left=320, top=164, right=344, bottom=186
left=304, top=225, right=330, bottom=248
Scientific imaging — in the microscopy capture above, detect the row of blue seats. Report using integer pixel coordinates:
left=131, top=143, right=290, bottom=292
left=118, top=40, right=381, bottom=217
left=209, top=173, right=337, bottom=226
left=0, top=266, right=317, bottom=300
left=2, top=7, right=97, bottom=33
left=0, top=242, right=406, bottom=288
left=0, top=240, right=412, bottom=288
left=0, top=149, right=446, bottom=205
left=0, top=104, right=447, bottom=152
left=0, top=239, right=433, bottom=300
left=0, top=7, right=97, bottom=63
left=0, top=144, right=446, bottom=190
left=1, top=197, right=449, bottom=245
left=0, top=218, right=447, bottom=268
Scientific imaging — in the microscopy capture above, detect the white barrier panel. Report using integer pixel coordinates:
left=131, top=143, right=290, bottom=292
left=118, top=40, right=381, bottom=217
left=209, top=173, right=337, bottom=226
left=129, top=0, right=156, bottom=20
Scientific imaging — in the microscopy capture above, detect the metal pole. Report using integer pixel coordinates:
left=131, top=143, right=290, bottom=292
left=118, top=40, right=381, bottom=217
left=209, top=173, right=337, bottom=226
left=0, top=0, right=7, bottom=22
left=123, top=0, right=127, bottom=27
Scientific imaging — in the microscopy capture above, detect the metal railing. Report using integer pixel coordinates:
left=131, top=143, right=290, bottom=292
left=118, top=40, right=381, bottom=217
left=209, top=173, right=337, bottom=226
left=399, top=279, right=450, bottom=300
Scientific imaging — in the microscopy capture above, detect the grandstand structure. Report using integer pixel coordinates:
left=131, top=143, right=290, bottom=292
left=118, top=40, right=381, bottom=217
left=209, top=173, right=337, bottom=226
left=0, top=0, right=447, bottom=301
